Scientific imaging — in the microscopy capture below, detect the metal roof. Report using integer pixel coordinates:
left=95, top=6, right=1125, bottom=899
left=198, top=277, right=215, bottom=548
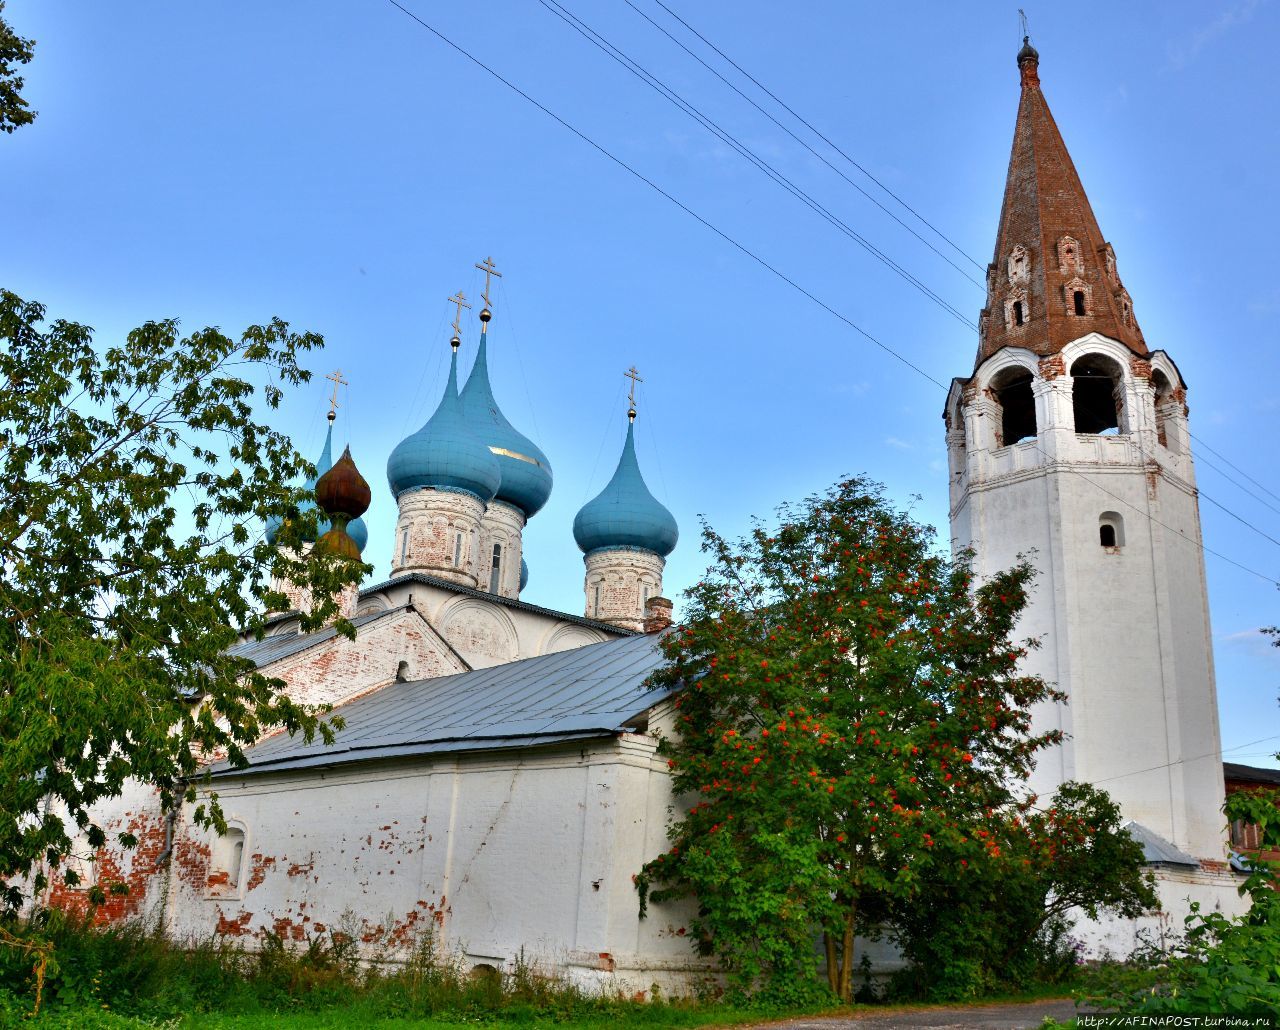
left=211, top=631, right=671, bottom=777
left=228, top=607, right=406, bottom=668
left=1224, top=762, right=1280, bottom=786
left=1122, top=821, right=1199, bottom=868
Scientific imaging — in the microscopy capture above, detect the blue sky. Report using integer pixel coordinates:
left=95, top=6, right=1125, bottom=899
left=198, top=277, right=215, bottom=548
left=4, top=1, right=1278, bottom=766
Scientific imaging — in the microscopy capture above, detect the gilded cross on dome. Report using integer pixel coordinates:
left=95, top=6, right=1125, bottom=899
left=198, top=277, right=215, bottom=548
left=447, top=290, right=472, bottom=350
left=475, top=256, right=502, bottom=323
left=624, top=365, right=643, bottom=423
left=324, top=369, right=348, bottom=422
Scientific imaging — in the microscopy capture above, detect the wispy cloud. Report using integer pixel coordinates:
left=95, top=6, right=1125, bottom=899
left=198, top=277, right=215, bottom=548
left=884, top=437, right=914, bottom=450
left=1167, top=0, right=1263, bottom=70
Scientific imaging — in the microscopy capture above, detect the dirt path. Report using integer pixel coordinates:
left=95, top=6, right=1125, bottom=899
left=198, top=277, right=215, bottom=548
left=739, top=998, right=1079, bottom=1029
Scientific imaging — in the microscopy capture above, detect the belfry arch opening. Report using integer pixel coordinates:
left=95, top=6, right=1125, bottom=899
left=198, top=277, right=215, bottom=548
left=1152, top=369, right=1180, bottom=452
left=1071, top=354, right=1124, bottom=435
left=991, top=367, right=1037, bottom=446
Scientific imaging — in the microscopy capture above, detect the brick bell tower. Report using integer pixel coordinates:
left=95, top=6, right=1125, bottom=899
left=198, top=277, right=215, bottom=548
left=945, top=39, right=1227, bottom=862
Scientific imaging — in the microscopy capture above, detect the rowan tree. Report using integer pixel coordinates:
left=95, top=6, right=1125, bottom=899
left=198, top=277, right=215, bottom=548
left=0, top=291, right=364, bottom=910
left=636, top=477, right=1067, bottom=1001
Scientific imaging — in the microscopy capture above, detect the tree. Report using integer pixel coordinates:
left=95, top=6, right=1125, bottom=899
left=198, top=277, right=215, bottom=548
left=884, top=781, right=1155, bottom=1000
left=0, top=1, right=35, bottom=134
left=635, top=477, right=1068, bottom=1001
left=0, top=291, right=364, bottom=911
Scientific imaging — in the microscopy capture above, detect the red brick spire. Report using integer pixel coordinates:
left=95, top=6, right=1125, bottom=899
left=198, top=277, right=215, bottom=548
left=976, top=39, right=1147, bottom=369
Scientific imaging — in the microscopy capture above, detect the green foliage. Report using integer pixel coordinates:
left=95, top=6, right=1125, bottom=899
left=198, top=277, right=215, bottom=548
left=884, top=782, right=1155, bottom=1001
left=635, top=477, right=1067, bottom=1001
left=1086, top=786, right=1280, bottom=1016
left=0, top=0, right=35, bottom=133
left=0, top=911, right=817, bottom=1027
left=0, top=292, right=367, bottom=910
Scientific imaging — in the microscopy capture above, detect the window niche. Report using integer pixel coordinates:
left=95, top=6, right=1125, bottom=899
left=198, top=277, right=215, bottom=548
left=991, top=368, right=1037, bottom=447
left=1071, top=354, right=1124, bottom=435
left=207, top=825, right=246, bottom=899
left=1099, top=512, right=1125, bottom=551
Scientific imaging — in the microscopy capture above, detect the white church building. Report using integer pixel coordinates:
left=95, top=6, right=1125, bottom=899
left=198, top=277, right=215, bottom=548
left=45, top=40, right=1246, bottom=985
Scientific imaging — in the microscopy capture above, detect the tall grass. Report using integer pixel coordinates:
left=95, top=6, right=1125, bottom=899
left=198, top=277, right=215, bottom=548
left=0, top=909, right=740, bottom=1025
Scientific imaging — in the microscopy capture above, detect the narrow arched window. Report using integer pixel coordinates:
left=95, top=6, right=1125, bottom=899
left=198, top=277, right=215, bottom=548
left=1073, top=291, right=1086, bottom=316
left=1013, top=300, right=1025, bottom=326
left=1099, top=512, right=1124, bottom=550
left=453, top=532, right=463, bottom=567
left=400, top=530, right=410, bottom=564
left=593, top=584, right=601, bottom=614
left=489, top=544, right=502, bottom=593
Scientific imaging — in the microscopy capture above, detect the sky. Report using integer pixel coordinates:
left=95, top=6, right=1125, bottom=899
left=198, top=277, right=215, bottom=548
left=4, top=1, right=1279, bottom=767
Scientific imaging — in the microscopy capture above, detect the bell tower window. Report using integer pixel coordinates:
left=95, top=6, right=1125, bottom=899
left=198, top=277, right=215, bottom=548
left=1073, top=291, right=1086, bottom=316
left=1071, top=354, right=1124, bottom=435
left=1013, top=301, right=1025, bottom=326
left=1099, top=512, right=1124, bottom=550
left=992, top=368, right=1037, bottom=446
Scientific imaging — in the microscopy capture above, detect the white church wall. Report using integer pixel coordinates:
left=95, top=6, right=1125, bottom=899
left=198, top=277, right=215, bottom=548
left=157, top=734, right=707, bottom=994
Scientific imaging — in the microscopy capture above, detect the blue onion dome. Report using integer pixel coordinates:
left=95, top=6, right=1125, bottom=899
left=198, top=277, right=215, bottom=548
left=266, top=420, right=335, bottom=546
left=346, top=515, right=368, bottom=553
left=519, top=557, right=529, bottom=592
left=573, top=419, right=678, bottom=557
left=459, top=327, right=553, bottom=518
left=387, top=346, right=501, bottom=503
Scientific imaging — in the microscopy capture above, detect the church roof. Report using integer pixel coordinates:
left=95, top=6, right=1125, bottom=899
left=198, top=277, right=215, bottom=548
left=211, top=631, right=671, bottom=777
left=228, top=607, right=406, bottom=668
left=976, top=39, right=1147, bottom=369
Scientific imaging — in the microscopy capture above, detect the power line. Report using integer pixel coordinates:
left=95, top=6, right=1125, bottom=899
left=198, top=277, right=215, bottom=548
left=380, top=0, right=1280, bottom=589
left=535, top=0, right=977, bottom=330
left=1189, top=428, right=1280, bottom=507
left=619, top=0, right=985, bottom=290
left=641, top=0, right=986, bottom=273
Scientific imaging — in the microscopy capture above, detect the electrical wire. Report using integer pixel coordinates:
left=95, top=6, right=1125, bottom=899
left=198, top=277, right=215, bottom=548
left=535, top=0, right=977, bottom=330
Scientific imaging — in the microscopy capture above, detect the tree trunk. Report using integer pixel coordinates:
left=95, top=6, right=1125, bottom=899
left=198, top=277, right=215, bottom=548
left=838, top=901, right=856, bottom=1002
left=824, top=931, right=839, bottom=995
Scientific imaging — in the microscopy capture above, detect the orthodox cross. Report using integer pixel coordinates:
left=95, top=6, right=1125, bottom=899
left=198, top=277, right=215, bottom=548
left=325, top=369, right=348, bottom=420
left=1018, top=8, right=1029, bottom=39
left=448, top=290, right=472, bottom=340
left=475, top=256, right=502, bottom=310
left=624, top=365, right=643, bottom=422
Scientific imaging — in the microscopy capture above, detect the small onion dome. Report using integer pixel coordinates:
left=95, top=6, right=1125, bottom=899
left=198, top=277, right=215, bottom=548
left=313, top=446, right=372, bottom=560
left=1017, top=35, right=1039, bottom=66
left=573, top=420, right=678, bottom=557
left=459, top=328, right=553, bottom=518
left=316, top=445, right=371, bottom=521
left=519, top=557, right=529, bottom=593
left=386, top=347, right=501, bottom=503
left=265, top=424, right=371, bottom=554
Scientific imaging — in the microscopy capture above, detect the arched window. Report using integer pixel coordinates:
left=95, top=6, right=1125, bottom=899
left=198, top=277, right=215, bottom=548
left=489, top=544, right=502, bottom=593
left=208, top=825, right=246, bottom=898
left=453, top=532, right=463, bottom=567
left=1099, top=512, right=1124, bottom=550
left=992, top=368, right=1037, bottom=446
left=1071, top=355, right=1124, bottom=435
left=400, top=529, right=409, bottom=564
left=1073, top=291, right=1086, bottom=316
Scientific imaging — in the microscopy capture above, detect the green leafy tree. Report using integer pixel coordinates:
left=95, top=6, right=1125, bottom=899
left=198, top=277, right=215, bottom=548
left=884, top=781, right=1156, bottom=1000
left=0, top=291, right=364, bottom=911
left=636, top=477, right=1066, bottom=1001
left=0, top=0, right=35, bottom=134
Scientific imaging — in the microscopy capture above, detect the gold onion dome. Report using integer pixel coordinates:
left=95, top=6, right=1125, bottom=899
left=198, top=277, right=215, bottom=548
left=312, top=446, right=371, bottom=560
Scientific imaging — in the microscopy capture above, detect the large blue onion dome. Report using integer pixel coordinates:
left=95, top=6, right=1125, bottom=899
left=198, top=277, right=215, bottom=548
left=387, top=346, right=501, bottom=503
left=573, top=418, right=678, bottom=557
left=459, top=327, right=553, bottom=518
left=265, top=420, right=367, bottom=553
